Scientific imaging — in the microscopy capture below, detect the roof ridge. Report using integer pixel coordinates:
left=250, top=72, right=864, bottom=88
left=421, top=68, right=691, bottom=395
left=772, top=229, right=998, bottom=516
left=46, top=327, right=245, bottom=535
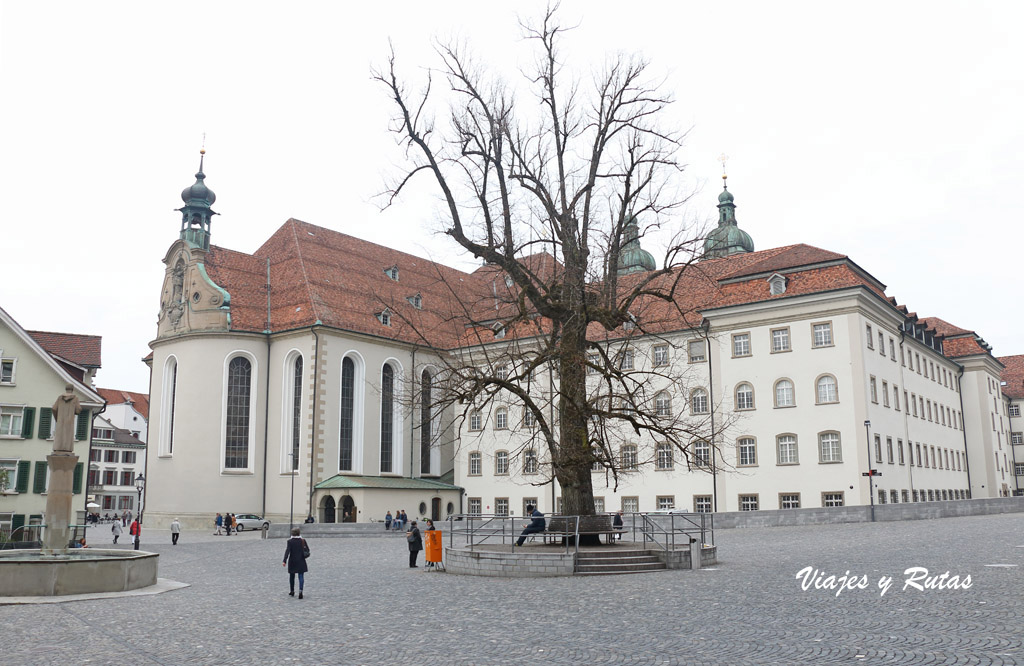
left=289, top=219, right=323, bottom=324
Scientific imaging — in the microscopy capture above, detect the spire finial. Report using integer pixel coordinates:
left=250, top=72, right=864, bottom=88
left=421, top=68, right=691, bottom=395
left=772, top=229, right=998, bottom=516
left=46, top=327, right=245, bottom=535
left=198, top=133, right=207, bottom=173
left=718, top=153, right=729, bottom=189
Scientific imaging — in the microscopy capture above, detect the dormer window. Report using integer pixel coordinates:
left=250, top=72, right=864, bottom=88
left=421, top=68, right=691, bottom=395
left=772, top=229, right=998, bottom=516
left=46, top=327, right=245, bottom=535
left=384, top=265, right=399, bottom=281
left=377, top=309, right=392, bottom=327
left=768, top=273, right=787, bottom=295
left=493, top=324, right=506, bottom=339
left=407, top=293, right=423, bottom=309
left=623, top=313, right=637, bottom=332
left=504, top=275, right=514, bottom=289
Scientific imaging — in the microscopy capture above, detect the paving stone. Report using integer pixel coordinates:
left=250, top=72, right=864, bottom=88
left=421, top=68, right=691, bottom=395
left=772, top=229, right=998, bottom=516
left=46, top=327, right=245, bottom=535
left=0, top=514, right=1021, bottom=664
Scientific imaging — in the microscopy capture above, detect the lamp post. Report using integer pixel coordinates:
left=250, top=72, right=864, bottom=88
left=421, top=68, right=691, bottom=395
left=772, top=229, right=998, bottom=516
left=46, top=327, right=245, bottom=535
left=864, top=420, right=875, bottom=522
left=134, top=473, right=145, bottom=550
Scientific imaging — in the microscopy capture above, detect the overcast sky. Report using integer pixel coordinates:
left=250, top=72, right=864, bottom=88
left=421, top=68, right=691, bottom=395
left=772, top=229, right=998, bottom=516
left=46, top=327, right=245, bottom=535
left=1, top=1, right=1021, bottom=394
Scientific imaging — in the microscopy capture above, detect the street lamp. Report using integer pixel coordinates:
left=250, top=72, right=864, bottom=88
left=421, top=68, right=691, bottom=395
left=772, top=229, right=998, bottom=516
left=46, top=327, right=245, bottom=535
left=134, top=473, right=145, bottom=550
left=863, top=420, right=875, bottom=522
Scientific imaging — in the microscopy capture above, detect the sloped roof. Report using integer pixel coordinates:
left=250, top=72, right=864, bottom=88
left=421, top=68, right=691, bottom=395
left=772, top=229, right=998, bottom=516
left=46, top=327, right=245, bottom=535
left=915, top=316, right=991, bottom=359
left=315, top=475, right=462, bottom=491
left=917, top=317, right=972, bottom=338
left=97, top=388, right=150, bottom=420
left=998, top=354, right=1024, bottom=399
left=27, top=330, right=102, bottom=367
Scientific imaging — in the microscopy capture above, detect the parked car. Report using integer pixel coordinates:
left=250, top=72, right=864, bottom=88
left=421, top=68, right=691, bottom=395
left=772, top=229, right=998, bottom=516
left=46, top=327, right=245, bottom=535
left=233, top=514, right=270, bottom=531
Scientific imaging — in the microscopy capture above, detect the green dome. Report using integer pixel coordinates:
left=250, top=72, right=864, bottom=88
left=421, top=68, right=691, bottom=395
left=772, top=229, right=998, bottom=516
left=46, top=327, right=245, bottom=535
left=703, top=224, right=754, bottom=257
left=718, top=187, right=734, bottom=203
left=616, top=217, right=657, bottom=276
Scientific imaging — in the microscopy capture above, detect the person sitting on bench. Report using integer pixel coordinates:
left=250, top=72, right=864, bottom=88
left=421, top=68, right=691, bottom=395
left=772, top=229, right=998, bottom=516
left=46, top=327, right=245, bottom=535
left=516, top=505, right=546, bottom=546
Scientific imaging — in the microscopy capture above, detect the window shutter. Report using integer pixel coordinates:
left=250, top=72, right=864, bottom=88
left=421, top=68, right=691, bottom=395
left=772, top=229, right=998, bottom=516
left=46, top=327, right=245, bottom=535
left=75, top=409, right=90, bottom=441
left=15, top=461, right=30, bottom=493
left=33, top=461, right=47, bottom=494
left=38, top=408, right=52, bottom=440
left=11, top=515, right=25, bottom=541
left=21, top=407, right=35, bottom=439
left=72, top=462, right=83, bottom=494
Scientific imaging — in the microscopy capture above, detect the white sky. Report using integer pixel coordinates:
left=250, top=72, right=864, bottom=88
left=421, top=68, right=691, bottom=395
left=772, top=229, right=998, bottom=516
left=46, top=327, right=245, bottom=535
left=1, top=1, right=1021, bottom=393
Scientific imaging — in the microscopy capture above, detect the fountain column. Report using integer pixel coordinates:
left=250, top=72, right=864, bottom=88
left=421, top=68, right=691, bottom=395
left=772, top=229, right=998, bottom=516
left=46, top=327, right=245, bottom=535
left=41, top=385, right=82, bottom=555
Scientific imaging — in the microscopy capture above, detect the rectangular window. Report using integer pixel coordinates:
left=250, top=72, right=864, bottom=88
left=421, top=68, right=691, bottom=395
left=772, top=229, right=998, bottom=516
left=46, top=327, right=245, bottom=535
left=0, top=460, right=17, bottom=493
left=593, top=497, right=605, bottom=514
left=870, top=377, right=878, bottom=403
left=0, top=406, right=24, bottom=437
left=123, top=451, right=136, bottom=464
left=468, top=498, right=481, bottom=515
left=771, top=327, right=791, bottom=353
left=739, top=494, right=759, bottom=511
left=468, top=452, right=481, bottom=476
left=732, top=333, right=751, bottom=357
left=656, top=496, right=675, bottom=511
left=916, top=443, right=922, bottom=467
left=878, top=332, right=885, bottom=355
left=916, top=353, right=921, bottom=373
left=469, top=412, right=482, bottom=431
left=688, top=340, right=706, bottom=363
left=882, top=381, right=890, bottom=407
left=586, top=354, right=599, bottom=375
left=0, top=359, right=15, bottom=384
left=780, top=493, right=800, bottom=509
left=894, top=387, right=900, bottom=411
left=495, top=451, right=509, bottom=475
left=104, top=450, right=119, bottom=463
left=103, top=470, right=116, bottom=485
left=878, top=489, right=887, bottom=504
left=523, top=449, right=539, bottom=474
left=118, top=496, right=132, bottom=510
left=522, top=498, right=537, bottom=517
left=819, top=432, right=842, bottom=463
left=889, top=339, right=896, bottom=361
left=620, top=445, right=638, bottom=471
left=694, top=440, right=711, bottom=466
left=120, top=471, right=133, bottom=486
left=653, top=345, right=669, bottom=367
left=1010, top=404, right=1021, bottom=418
left=777, top=435, right=798, bottom=465
left=902, top=490, right=910, bottom=503
left=812, top=322, right=833, bottom=347
left=655, top=442, right=673, bottom=470
left=693, top=496, right=712, bottom=513
left=822, top=492, right=845, bottom=507
left=874, top=434, right=882, bottom=463
left=622, top=496, right=639, bottom=513
left=1016, top=463, right=1024, bottom=476
left=737, top=437, right=757, bottom=466
left=494, top=498, right=508, bottom=516
left=619, top=349, right=634, bottom=370
left=886, top=437, right=894, bottom=464
left=898, top=439, right=905, bottom=465
left=866, top=324, right=874, bottom=349
left=911, top=394, right=918, bottom=417
left=90, top=449, right=101, bottom=462
left=1012, top=432, right=1023, bottom=445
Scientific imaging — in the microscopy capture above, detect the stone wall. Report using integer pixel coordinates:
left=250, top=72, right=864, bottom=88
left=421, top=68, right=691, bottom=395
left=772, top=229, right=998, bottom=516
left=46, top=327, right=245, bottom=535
left=654, top=545, right=718, bottom=570
left=444, top=548, right=575, bottom=577
left=709, top=496, right=1024, bottom=529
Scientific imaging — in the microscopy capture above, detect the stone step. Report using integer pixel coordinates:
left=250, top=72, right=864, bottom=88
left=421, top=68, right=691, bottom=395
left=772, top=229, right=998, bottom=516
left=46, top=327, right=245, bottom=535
left=576, top=561, right=667, bottom=575
left=576, top=555, right=662, bottom=567
left=576, top=549, right=655, bottom=559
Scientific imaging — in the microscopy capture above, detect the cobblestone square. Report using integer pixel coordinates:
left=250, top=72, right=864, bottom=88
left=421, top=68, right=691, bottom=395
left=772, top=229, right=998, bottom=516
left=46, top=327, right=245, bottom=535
left=2, top=513, right=1022, bottom=665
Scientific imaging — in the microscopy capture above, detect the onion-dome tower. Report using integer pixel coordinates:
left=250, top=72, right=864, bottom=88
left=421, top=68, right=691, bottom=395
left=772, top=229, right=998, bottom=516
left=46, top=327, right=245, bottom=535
left=177, top=149, right=218, bottom=250
left=702, top=173, right=754, bottom=259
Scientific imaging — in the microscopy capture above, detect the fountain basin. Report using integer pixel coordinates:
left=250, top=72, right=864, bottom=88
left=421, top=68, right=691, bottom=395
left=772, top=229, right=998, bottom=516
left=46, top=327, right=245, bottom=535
left=0, top=549, right=158, bottom=596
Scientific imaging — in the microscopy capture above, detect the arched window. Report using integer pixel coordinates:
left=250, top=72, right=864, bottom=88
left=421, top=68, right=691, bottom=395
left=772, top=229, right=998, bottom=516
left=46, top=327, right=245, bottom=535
left=816, top=375, right=839, bottom=404
left=339, top=357, right=355, bottom=471
left=160, top=355, right=178, bottom=456
left=225, top=356, right=253, bottom=469
left=620, top=444, right=638, bottom=470
left=735, top=383, right=754, bottom=410
left=420, top=369, right=432, bottom=475
left=655, top=392, right=672, bottom=417
left=495, top=407, right=508, bottom=430
left=774, top=379, right=795, bottom=407
left=289, top=355, right=302, bottom=471
left=523, top=407, right=536, bottom=428
left=818, top=431, right=842, bottom=463
left=737, top=437, right=757, bottom=466
left=523, top=448, right=539, bottom=474
left=691, top=389, right=709, bottom=414
left=777, top=434, right=798, bottom=464
left=495, top=450, right=509, bottom=475
left=380, top=364, right=395, bottom=473
left=469, top=410, right=482, bottom=431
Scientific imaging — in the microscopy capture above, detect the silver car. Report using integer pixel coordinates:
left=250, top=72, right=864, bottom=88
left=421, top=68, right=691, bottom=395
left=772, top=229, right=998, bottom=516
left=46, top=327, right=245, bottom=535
left=233, top=513, right=270, bottom=531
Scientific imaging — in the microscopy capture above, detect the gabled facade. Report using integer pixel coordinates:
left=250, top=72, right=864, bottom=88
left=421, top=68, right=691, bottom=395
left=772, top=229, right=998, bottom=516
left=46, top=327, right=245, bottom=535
left=87, top=415, right=145, bottom=516
left=0, top=307, right=104, bottom=540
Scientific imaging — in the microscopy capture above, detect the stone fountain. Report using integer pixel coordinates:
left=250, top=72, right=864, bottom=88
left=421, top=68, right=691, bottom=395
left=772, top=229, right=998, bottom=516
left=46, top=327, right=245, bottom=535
left=0, top=386, right=158, bottom=597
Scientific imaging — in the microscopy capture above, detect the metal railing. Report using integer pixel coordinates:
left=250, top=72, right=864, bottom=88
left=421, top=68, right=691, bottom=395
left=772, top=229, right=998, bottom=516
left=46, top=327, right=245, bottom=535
left=632, top=512, right=714, bottom=551
left=446, top=514, right=580, bottom=555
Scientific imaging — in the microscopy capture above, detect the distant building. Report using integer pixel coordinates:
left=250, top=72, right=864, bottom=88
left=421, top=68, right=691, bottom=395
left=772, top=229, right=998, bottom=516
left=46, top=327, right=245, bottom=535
left=96, top=388, right=149, bottom=443
left=87, top=414, right=145, bottom=516
left=0, top=306, right=103, bottom=540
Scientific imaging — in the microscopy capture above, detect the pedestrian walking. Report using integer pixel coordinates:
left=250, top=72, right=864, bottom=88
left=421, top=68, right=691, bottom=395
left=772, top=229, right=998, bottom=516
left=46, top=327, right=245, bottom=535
left=406, top=520, right=423, bottom=568
left=214, top=513, right=223, bottom=535
left=129, top=518, right=140, bottom=550
left=225, top=512, right=233, bottom=536
left=170, top=518, right=181, bottom=545
left=282, top=527, right=309, bottom=599
left=111, top=521, right=122, bottom=544
left=230, top=514, right=238, bottom=534
left=121, top=511, right=128, bottom=527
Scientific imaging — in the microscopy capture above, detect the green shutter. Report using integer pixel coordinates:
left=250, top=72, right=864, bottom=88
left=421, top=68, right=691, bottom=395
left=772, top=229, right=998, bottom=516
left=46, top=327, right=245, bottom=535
left=32, top=461, right=47, bottom=494
left=20, top=407, right=35, bottom=439
left=15, top=461, right=30, bottom=493
left=38, top=408, right=52, bottom=440
left=11, top=515, right=25, bottom=541
left=75, top=409, right=90, bottom=441
left=72, top=462, right=83, bottom=494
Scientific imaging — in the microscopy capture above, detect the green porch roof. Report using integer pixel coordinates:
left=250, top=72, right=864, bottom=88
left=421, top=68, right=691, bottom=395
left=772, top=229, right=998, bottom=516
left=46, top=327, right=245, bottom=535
left=315, top=475, right=462, bottom=491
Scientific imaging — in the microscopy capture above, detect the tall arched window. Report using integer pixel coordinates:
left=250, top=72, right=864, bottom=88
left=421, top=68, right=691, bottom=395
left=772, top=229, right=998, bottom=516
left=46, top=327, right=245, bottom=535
left=655, top=392, right=672, bottom=417
left=816, top=375, right=838, bottom=404
left=380, top=364, right=394, bottom=473
left=160, top=356, right=178, bottom=456
left=339, top=357, right=355, bottom=471
left=225, top=356, right=252, bottom=469
left=735, top=383, right=754, bottom=410
left=290, top=355, right=303, bottom=471
left=774, top=379, right=795, bottom=407
left=420, top=369, right=433, bottom=475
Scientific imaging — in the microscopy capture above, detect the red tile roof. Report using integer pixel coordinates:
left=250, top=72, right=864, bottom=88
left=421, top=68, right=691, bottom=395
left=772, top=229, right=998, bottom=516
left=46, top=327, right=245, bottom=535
left=97, top=388, right=150, bottom=420
left=998, top=355, right=1024, bottom=399
left=27, top=330, right=102, bottom=367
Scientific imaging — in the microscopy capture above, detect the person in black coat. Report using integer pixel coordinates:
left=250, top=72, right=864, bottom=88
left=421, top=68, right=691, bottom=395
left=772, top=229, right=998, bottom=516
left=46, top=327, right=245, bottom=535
left=406, top=520, right=423, bottom=568
left=282, top=527, right=309, bottom=598
left=516, top=505, right=546, bottom=546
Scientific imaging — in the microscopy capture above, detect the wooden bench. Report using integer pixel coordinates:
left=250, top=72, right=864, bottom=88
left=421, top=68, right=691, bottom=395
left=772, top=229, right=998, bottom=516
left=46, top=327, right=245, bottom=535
left=543, top=515, right=618, bottom=543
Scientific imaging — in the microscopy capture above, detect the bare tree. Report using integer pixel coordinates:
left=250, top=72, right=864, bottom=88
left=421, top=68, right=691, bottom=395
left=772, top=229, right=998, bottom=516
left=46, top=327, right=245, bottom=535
left=375, top=6, right=717, bottom=518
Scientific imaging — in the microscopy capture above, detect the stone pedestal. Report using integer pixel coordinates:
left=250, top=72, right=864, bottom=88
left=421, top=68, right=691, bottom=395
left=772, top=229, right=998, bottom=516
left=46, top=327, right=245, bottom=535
left=42, top=453, right=78, bottom=554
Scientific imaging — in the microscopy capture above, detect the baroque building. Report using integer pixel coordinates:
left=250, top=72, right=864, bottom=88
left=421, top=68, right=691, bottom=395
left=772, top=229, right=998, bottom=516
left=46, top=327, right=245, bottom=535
left=144, top=158, right=1020, bottom=528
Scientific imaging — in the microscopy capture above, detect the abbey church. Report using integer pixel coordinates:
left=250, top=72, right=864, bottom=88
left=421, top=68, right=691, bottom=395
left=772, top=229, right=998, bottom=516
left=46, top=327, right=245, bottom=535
left=144, top=154, right=1023, bottom=529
